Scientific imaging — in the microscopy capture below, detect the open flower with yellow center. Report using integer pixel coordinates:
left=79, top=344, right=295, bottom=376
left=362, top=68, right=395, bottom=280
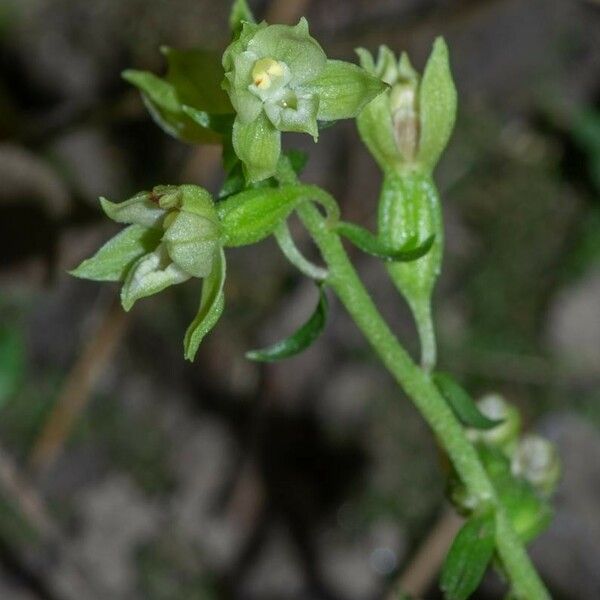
left=222, top=18, right=387, bottom=182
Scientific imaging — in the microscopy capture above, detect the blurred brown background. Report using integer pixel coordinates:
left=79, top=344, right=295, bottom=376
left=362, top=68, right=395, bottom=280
left=0, top=0, right=599, bottom=598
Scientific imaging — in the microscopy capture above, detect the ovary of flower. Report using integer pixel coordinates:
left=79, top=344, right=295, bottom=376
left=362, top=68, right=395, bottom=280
left=251, top=58, right=285, bottom=90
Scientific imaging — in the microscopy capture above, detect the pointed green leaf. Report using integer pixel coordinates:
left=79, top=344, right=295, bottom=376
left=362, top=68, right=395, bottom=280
left=123, top=70, right=221, bottom=144
left=440, top=509, right=496, bottom=600
left=336, top=221, right=434, bottom=262
left=246, top=286, right=328, bottom=362
left=99, top=194, right=165, bottom=228
left=160, top=47, right=232, bottom=114
left=232, top=113, right=281, bottom=183
left=217, top=184, right=337, bottom=247
left=229, top=0, right=255, bottom=38
left=120, top=246, right=190, bottom=311
left=433, top=372, right=503, bottom=430
left=301, top=60, right=387, bottom=122
left=417, top=37, right=457, bottom=171
left=70, top=225, right=162, bottom=282
left=184, top=248, right=226, bottom=361
left=123, top=47, right=231, bottom=144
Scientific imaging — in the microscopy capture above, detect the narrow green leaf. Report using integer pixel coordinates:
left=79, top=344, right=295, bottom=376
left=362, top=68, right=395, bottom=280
left=440, top=509, right=496, bottom=600
left=417, top=37, right=457, bottom=171
left=232, top=113, right=282, bottom=183
left=160, top=47, right=232, bottom=114
left=229, top=0, right=255, bottom=38
left=433, top=372, right=503, bottom=430
left=246, top=286, right=328, bottom=362
left=301, top=60, right=388, bottom=122
left=336, top=221, right=434, bottom=262
left=217, top=184, right=337, bottom=248
left=123, top=70, right=220, bottom=144
left=184, top=248, right=226, bottom=361
left=70, top=225, right=162, bottom=282
left=123, top=47, right=231, bottom=144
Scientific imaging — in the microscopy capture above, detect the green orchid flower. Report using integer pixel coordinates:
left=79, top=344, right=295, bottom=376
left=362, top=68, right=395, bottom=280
left=222, top=18, right=387, bottom=182
left=71, top=185, right=226, bottom=360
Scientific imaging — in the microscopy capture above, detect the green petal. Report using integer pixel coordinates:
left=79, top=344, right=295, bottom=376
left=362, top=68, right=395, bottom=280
left=120, top=245, right=190, bottom=311
left=179, top=184, right=217, bottom=219
left=247, top=19, right=327, bottom=84
left=184, top=248, right=226, bottom=361
left=228, top=86, right=263, bottom=124
left=416, top=37, right=457, bottom=171
left=263, top=93, right=319, bottom=138
left=232, top=113, right=281, bottom=183
left=162, top=211, right=221, bottom=278
left=70, top=224, right=162, bottom=282
left=100, top=194, right=165, bottom=228
left=301, top=60, right=387, bottom=121
left=355, top=47, right=375, bottom=74
left=375, top=45, right=398, bottom=85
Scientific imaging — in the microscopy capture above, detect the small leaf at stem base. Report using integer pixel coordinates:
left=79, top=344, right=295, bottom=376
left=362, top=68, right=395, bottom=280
left=246, top=285, right=328, bottom=362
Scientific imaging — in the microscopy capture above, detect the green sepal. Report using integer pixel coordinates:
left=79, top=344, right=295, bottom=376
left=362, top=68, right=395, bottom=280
left=229, top=0, right=255, bottom=38
left=433, top=372, right=503, bottom=430
left=335, top=221, right=434, bottom=262
left=248, top=19, right=327, bottom=84
left=416, top=37, right=457, bottom=172
left=232, top=113, right=281, bottom=183
left=120, top=245, right=190, bottom=311
left=100, top=193, right=165, bottom=228
left=246, top=285, right=328, bottom=362
left=356, top=88, right=399, bottom=172
left=440, top=508, right=496, bottom=600
left=70, top=225, right=162, bottom=282
left=162, top=211, right=221, bottom=278
left=184, top=248, right=226, bottom=361
left=300, top=60, right=388, bottom=122
left=217, top=184, right=337, bottom=247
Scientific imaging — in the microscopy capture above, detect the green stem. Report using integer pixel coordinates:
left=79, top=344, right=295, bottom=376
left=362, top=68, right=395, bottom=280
left=296, top=202, right=550, bottom=600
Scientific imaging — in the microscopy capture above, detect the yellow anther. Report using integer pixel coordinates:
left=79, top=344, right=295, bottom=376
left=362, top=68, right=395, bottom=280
left=252, top=58, right=284, bottom=90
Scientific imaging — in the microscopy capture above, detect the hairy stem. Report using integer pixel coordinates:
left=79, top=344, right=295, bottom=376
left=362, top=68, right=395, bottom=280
left=297, top=202, right=549, bottom=600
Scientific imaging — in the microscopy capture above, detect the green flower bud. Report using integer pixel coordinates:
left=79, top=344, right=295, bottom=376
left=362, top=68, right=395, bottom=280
left=467, top=394, right=522, bottom=457
left=357, top=38, right=456, bottom=174
left=512, top=435, right=560, bottom=498
left=223, top=19, right=387, bottom=182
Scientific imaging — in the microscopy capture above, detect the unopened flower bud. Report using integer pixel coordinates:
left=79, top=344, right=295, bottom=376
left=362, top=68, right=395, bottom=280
left=512, top=435, right=560, bottom=498
left=467, top=394, right=521, bottom=456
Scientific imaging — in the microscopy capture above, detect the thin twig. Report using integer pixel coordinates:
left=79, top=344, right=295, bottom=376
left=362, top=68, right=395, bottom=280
left=27, top=296, right=128, bottom=474
left=387, top=510, right=463, bottom=599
